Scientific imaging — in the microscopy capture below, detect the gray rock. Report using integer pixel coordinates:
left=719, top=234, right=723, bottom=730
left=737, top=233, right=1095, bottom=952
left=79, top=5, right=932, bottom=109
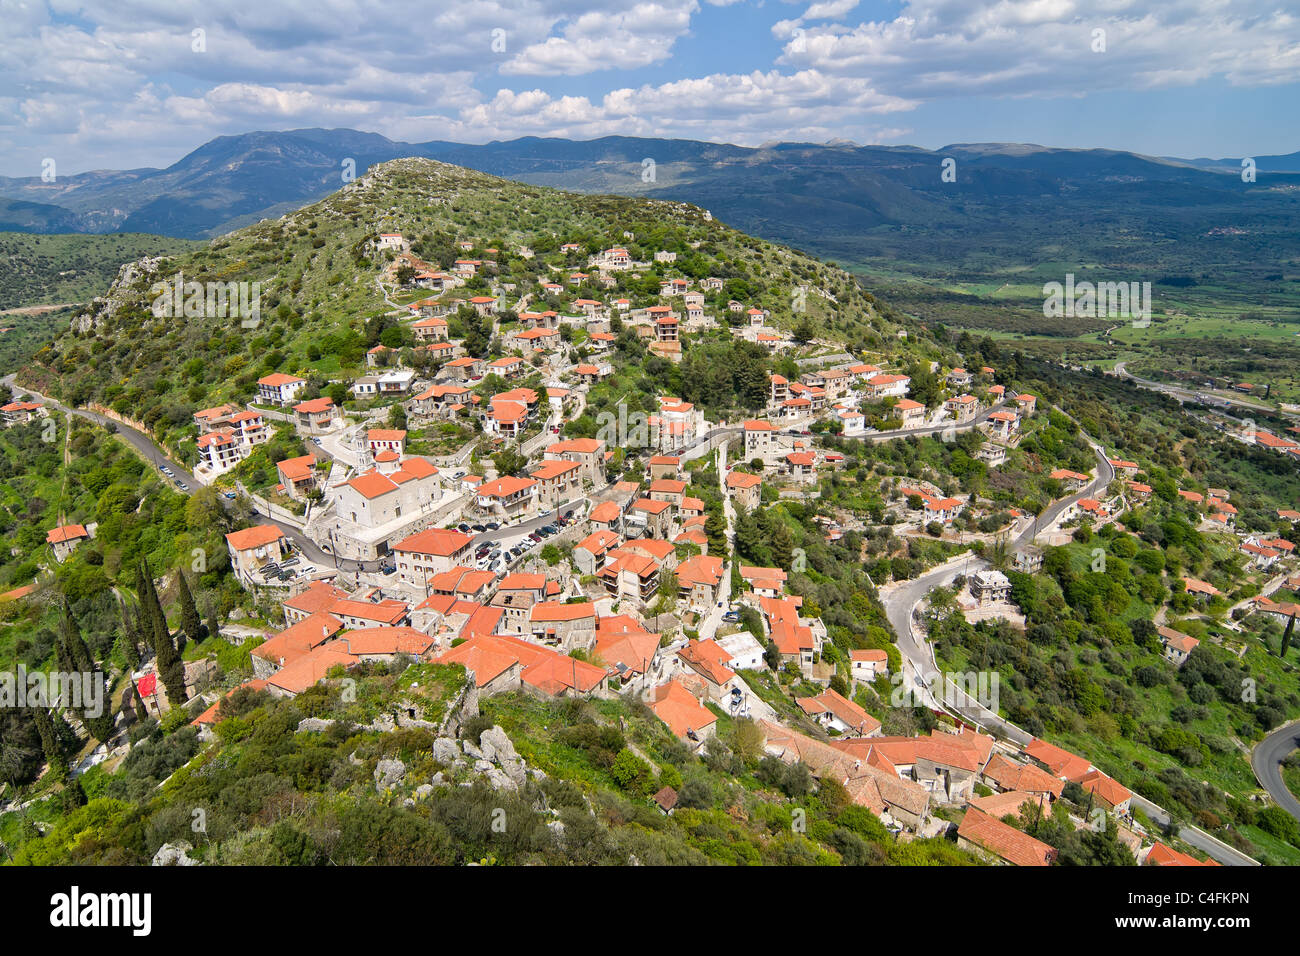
left=432, top=737, right=461, bottom=763
left=473, top=758, right=494, bottom=774
left=374, top=758, right=406, bottom=791
left=480, top=726, right=519, bottom=763
left=414, top=784, right=434, bottom=800
left=486, top=766, right=518, bottom=792
left=296, top=717, right=335, bottom=733
left=431, top=772, right=446, bottom=785
left=499, top=757, right=528, bottom=787
left=463, top=739, right=484, bottom=761
left=152, top=842, right=200, bottom=866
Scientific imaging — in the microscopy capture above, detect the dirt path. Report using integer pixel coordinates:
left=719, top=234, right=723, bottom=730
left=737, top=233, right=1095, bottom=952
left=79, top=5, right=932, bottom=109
left=0, top=302, right=81, bottom=317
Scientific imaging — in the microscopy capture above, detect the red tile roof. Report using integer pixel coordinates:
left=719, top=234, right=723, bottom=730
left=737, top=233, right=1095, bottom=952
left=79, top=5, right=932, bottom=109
left=225, top=524, right=285, bottom=551
left=958, top=806, right=1057, bottom=866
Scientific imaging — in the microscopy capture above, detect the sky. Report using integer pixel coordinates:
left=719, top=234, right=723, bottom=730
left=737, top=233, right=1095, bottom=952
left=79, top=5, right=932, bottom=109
left=1, top=0, right=1297, bottom=177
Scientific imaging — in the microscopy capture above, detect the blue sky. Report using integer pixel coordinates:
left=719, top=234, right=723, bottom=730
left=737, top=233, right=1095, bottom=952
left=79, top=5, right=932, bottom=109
left=1, top=0, right=1296, bottom=177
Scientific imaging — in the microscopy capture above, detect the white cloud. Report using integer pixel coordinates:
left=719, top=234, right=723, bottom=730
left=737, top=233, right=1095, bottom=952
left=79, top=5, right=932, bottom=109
left=501, top=1, right=700, bottom=76
left=777, top=0, right=1300, bottom=97
left=803, top=0, right=859, bottom=22
left=0, top=0, right=1296, bottom=176
left=451, top=68, right=915, bottom=144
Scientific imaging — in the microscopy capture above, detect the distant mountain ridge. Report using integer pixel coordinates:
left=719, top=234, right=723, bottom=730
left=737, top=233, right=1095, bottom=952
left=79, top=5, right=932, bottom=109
left=2, top=128, right=1294, bottom=241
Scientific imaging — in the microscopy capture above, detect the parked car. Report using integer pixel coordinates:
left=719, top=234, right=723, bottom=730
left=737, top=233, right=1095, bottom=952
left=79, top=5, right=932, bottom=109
left=529, top=532, right=543, bottom=542
left=457, top=523, right=471, bottom=533
left=472, top=524, right=487, bottom=533
left=223, top=491, right=236, bottom=500
left=486, top=522, right=500, bottom=531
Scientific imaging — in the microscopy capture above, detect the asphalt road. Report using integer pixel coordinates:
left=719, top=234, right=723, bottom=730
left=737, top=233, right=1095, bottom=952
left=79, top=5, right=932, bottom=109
left=882, top=433, right=1116, bottom=699
left=1113, top=361, right=1282, bottom=418
left=3, top=374, right=382, bottom=574
left=1252, top=720, right=1300, bottom=822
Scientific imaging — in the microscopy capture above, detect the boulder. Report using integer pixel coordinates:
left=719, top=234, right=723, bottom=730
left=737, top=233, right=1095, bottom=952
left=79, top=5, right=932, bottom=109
left=432, top=737, right=461, bottom=764
left=152, top=842, right=200, bottom=866
left=480, top=726, right=518, bottom=763
left=374, top=758, right=407, bottom=791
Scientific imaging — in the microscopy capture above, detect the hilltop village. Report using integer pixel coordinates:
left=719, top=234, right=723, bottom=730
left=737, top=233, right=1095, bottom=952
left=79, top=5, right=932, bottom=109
left=7, top=164, right=1300, bottom=868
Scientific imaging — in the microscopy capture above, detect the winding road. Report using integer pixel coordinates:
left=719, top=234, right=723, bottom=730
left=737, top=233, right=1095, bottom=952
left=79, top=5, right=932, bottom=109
left=1252, top=720, right=1300, bottom=822
left=2, top=373, right=388, bottom=573
left=882, top=432, right=1115, bottom=738
left=875, top=428, right=1262, bottom=864
left=1112, top=361, right=1285, bottom=418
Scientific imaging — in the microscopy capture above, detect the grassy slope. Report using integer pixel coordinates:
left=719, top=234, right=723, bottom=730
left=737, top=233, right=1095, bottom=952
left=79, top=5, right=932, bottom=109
left=0, top=232, right=200, bottom=310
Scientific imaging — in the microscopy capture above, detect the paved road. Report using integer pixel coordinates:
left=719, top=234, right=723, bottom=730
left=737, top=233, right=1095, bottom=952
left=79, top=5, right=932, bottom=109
left=1112, top=361, right=1283, bottom=418
left=882, top=432, right=1115, bottom=706
left=874, top=432, right=1263, bottom=865
left=4, top=374, right=200, bottom=487
left=1128, top=794, right=1259, bottom=866
left=3, top=374, right=387, bottom=574
left=674, top=397, right=1010, bottom=464
left=1252, top=720, right=1300, bottom=822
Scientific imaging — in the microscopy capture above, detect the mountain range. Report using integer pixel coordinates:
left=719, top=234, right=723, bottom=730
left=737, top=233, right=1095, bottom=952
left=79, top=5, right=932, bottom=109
left=3, top=129, right=1298, bottom=305
left=1, top=129, right=1295, bottom=238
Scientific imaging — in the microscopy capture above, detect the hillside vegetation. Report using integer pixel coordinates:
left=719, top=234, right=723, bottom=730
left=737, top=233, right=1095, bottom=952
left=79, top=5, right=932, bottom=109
left=20, top=158, right=891, bottom=456
left=0, top=232, right=199, bottom=311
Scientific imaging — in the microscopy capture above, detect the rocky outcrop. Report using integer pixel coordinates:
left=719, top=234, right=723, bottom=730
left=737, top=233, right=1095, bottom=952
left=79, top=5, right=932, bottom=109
left=374, top=758, right=407, bottom=791
left=152, top=841, right=201, bottom=866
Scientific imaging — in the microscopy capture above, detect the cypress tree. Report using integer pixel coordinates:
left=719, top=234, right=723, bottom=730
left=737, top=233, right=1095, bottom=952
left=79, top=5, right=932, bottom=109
left=206, top=607, right=221, bottom=643
left=139, top=560, right=187, bottom=707
left=30, top=708, right=68, bottom=776
left=116, top=599, right=141, bottom=670
left=176, top=568, right=201, bottom=652
left=139, top=560, right=169, bottom=652
left=1282, top=612, right=1296, bottom=658
left=60, top=602, right=114, bottom=744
